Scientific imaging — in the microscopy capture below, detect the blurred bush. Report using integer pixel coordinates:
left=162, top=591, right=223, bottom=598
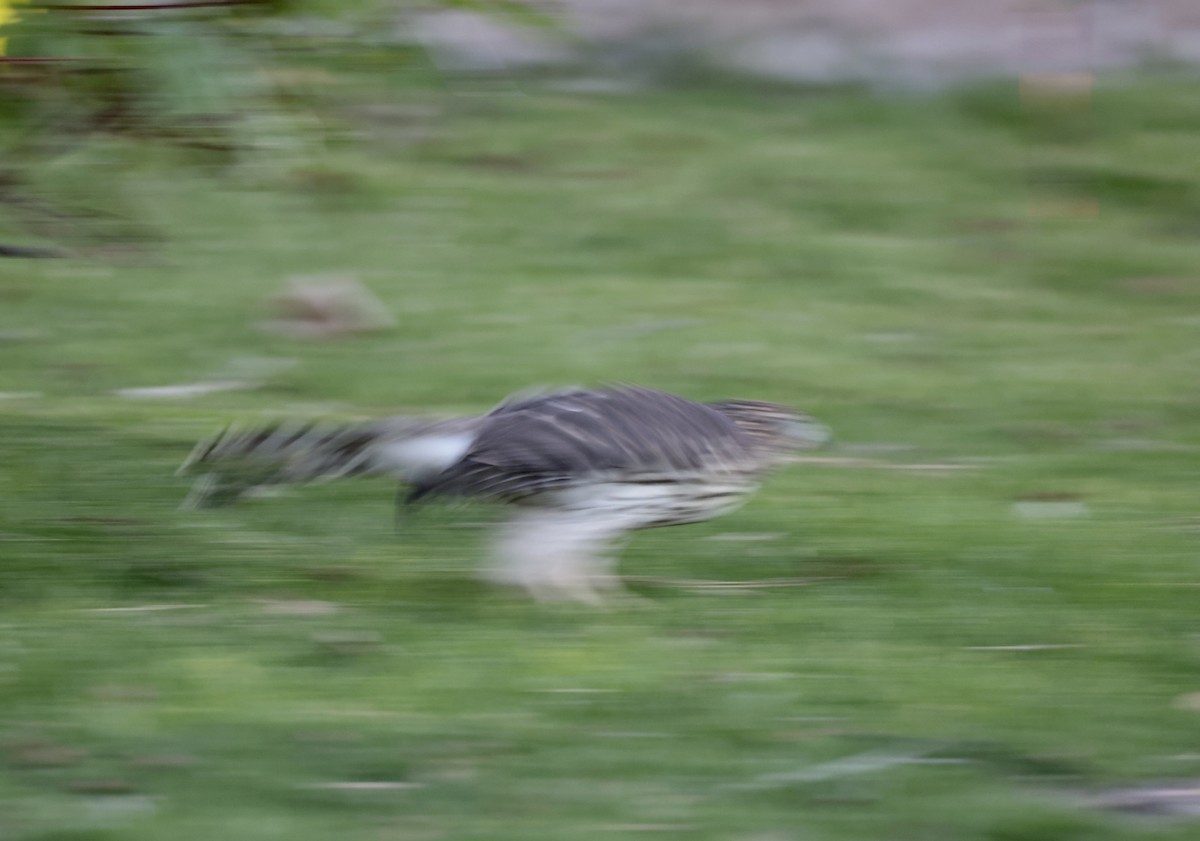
left=0, top=1, right=566, bottom=252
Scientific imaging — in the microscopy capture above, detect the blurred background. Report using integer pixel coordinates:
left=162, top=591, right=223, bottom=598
left=3, top=1, right=1200, bottom=839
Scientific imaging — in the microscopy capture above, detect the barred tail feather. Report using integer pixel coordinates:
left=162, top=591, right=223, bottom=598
left=178, top=416, right=480, bottom=509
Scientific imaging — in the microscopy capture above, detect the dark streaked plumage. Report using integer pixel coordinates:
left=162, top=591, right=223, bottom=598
left=180, top=385, right=830, bottom=601
left=410, top=387, right=763, bottom=503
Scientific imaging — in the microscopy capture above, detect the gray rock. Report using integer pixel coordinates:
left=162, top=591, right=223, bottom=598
left=393, top=0, right=1200, bottom=88
left=408, top=10, right=575, bottom=73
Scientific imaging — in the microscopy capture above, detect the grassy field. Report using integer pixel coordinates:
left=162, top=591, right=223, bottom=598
left=3, top=67, right=1200, bottom=840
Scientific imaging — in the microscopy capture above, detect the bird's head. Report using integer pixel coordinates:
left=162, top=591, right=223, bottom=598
left=708, top=400, right=831, bottom=454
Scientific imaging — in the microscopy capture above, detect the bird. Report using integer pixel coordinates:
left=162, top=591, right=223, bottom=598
left=178, top=385, right=830, bottom=602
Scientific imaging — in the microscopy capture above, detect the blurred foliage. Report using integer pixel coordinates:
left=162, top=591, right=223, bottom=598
left=1, top=1, right=326, bottom=248
left=0, top=0, right=551, bottom=251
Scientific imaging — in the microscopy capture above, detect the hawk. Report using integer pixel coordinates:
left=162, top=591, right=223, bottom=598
left=179, top=386, right=830, bottom=602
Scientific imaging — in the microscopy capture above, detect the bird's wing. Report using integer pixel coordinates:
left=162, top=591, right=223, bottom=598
left=410, top=386, right=758, bottom=502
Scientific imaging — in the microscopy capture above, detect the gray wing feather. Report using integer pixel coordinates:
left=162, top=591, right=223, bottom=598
left=411, top=386, right=757, bottom=502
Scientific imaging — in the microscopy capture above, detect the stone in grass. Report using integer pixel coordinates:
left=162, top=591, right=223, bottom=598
left=407, top=10, right=575, bottom=74
left=260, top=274, right=396, bottom=339
left=258, top=598, right=340, bottom=617
left=1172, top=692, right=1200, bottom=711
left=307, top=781, right=425, bottom=791
left=1092, top=781, right=1200, bottom=817
left=115, top=355, right=296, bottom=400
left=67, top=778, right=138, bottom=795
left=8, top=741, right=88, bottom=768
left=114, top=381, right=257, bottom=399
left=1012, top=492, right=1089, bottom=519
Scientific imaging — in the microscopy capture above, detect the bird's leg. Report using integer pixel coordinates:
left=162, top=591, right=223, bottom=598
left=533, top=558, right=607, bottom=606
left=483, top=538, right=607, bottom=604
left=485, top=510, right=628, bottom=605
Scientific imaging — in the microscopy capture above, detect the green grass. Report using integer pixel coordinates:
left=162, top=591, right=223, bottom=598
left=4, top=72, right=1200, bottom=840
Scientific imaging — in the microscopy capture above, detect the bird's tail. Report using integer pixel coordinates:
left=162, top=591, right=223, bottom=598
left=177, top=416, right=479, bottom=509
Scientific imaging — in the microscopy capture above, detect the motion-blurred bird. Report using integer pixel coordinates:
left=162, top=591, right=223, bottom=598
left=179, top=386, right=830, bottom=602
